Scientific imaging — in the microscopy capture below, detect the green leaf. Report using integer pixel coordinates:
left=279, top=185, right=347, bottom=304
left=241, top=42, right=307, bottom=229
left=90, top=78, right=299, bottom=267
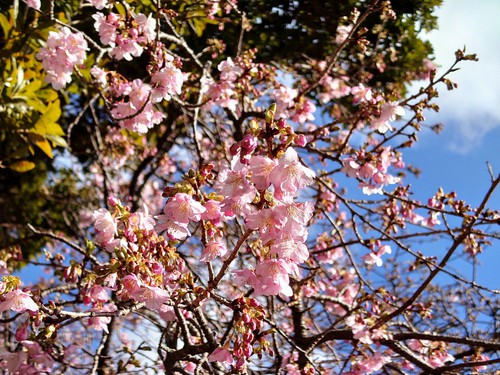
left=9, top=160, right=36, bottom=172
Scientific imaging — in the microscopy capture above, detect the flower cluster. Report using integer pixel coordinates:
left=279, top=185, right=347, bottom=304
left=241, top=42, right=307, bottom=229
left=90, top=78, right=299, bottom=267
left=87, top=198, right=188, bottom=323
left=93, top=12, right=155, bottom=61
left=342, top=146, right=403, bottom=195
left=36, top=28, right=88, bottom=89
left=109, top=78, right=164, bottom=133
left=213, top=113, right=316, bottom=297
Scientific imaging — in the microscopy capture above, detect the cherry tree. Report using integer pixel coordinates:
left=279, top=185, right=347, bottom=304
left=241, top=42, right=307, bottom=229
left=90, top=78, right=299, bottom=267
left=0, top=0, right=499, bottom=374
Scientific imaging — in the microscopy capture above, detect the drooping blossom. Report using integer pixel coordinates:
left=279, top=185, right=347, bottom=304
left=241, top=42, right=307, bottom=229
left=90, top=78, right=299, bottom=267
left=86, top=304, right=116, bottom=333
left=0, top=289, right=38, bottom=314
left=248, top=155, right=278, bottom=191
left=269, top=147, right=316, bottom=201
left=253, top=259, right=295, bottom=297
left=245, top=207, right=286, bottom=244
left=93, top=208, right=117, bottom=245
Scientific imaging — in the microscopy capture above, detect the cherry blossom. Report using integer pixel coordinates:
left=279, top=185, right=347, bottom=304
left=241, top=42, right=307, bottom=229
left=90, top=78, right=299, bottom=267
left=0, top=289, right=38, bottom=314
left=36, top=28, right=88, bottom=89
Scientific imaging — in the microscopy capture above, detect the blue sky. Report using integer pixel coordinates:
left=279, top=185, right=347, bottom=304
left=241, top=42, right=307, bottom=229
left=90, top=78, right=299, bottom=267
left=405, top=0, right=499, bottom=289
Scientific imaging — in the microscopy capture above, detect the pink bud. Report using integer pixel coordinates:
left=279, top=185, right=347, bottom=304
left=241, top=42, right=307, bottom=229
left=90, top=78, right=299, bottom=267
left=15, top=320, right=29, bottom=341
left=295, top=134, right=307, bottom=147
left=108, top=196, right=119, bottom=207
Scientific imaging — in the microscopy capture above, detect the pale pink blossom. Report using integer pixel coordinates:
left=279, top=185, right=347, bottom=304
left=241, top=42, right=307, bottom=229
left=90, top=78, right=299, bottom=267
left=274, top=86, right=298, bottom=114
left=248, top=155, right=278, bottom=191
left=93, top=208, right=117, bottom=245
left=218, top=57, right=243, bottom=82
left=0, top=289, right=38, bottom=314
left=270, top=148, right=316, bottom=200
left=270, top=240, right=309, bottom=264
left=87, top=0, right=108, bottom=9
left=200, top=241, right=228, bottom=262
left=163, top=193, right=206, bottom=224
left=370, top=101, right=405, bottom=134
left=245, top=207, right=285, bottom=243
left=292, top=98, right=316, bottom=123
left=26, top=0, right=41, bottom=10
left=86, top=304, right=116, bottom=333
left=111, top=79, right=163, bottom=133
left=318, top=76, right=351, bottom=104
left=131, top=285, right=170, bottom=310
left=151, top=63, right=186, bottom=102
left=128, top=205, right=155, bottom=231
left=22, top=340, right=54, bottom=370
left=335, top=24, right=353, bottom=44
left=36, top=28, right=88, bottom=89
left=93, top=12, right=155, bottom=61
left=351, top=83, right=374, bottom=104
left=88, top=285, right=109, bottom=305
left=215, top=164, right=257, bottom=201
left=201, top=200, right=223, bottom=223
left=254, top=259, right=295, bottom=297
left=208, top=347, right=233, bottom=364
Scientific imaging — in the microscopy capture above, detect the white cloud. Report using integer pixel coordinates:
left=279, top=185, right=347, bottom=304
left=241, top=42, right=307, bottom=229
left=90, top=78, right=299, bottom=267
left=419, top=0, right=500, bottom=153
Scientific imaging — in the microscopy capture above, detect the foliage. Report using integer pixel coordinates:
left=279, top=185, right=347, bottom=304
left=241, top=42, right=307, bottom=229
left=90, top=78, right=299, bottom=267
left=0, top=0, right=499, bottom=374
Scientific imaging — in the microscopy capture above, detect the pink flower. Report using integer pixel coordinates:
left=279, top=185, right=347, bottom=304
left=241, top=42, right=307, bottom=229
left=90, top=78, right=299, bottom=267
left=86, top=304, right=116, bottom=333
left=163, top=193, right=206, bottom=224
left=151, top=62, right=186, bottom=102
left=155, top=217, right=190, bottom=240
left=26, top=0, right=41, bottom=10
left=93, top=12, right=155, bottom=61
left=270, top=240, right=309, bottom=264
left=245, top=208, right=285, bottom=244
left=351, top=83, right=373, bottom=104
left=131, top=285, right=170, bottom=310
left=248, top=155, right=278, bottom=191
left=93, top=208, right=117, bottom=245
left=111, top=79, right=163, bottom=133
left=88, top=285, right=109, bottom=305
left=292, top=98, right=316, bottom=123
left=36, top=28, right=88, bottom=89
left=270, top=148, right=316, bottom=200
left=215, top=164, right=257, bottom=201
left=218, top=57, right=243, bottom=82
left=370, top=101, right=405, bottom=134
left=201, top=200, right=223, bottom=223
left=0, top=289, right=38, bottom=313
left=208, top=347, right=233, bottom=364
left=128, top=205, right=155, bottom=231
left=274, top=86, right=298, bottom=114
left=335, top=24, right=353, bottom=44
left=22, top=340, right=54, bottom=370
left=254, top=259, right=294, bottom=297
left=87, top=0, right=108, bottom=9
left=200, top=241, right=228, bottom=262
